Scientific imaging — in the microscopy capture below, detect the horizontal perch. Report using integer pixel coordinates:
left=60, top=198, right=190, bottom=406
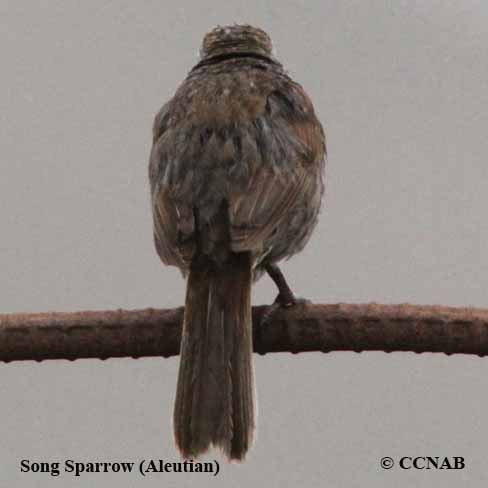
left=0, top=303, right=488, bottom=363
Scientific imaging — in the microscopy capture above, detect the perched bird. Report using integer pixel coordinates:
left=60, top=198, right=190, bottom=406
left=149, top=24, right=326, bottom=461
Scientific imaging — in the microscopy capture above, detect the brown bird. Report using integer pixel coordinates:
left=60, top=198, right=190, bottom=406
left=149, top=24, right=326, bottom=460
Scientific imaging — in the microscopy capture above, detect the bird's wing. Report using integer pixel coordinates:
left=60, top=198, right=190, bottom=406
left=228, top=84, right=326, bottom=253
left=149, top=102, right=196, bottom=269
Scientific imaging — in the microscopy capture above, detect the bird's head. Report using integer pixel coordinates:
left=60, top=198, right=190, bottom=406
left=200, top=24, right=274, bottom=61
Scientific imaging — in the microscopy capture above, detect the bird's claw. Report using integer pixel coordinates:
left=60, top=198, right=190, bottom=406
left=260, top=295, right=312, bottom=327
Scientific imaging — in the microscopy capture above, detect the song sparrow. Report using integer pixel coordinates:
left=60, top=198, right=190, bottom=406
left=149, top=24, right=326, bottom=460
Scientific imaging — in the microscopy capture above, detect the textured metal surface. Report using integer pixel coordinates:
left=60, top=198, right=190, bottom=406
left=1, top=303, right=488, bottom=362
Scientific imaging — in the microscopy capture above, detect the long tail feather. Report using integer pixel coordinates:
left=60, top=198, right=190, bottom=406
left=173, top=252, right=255, bottom=460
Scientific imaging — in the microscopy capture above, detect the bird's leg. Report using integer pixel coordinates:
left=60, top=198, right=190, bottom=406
left=265, top=263, right=297, bottom=306
left=259, top=263, right=312, bottom=328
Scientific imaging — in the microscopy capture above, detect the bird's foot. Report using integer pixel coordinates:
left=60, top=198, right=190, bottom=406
left=260, top=293, right=312, bottom=327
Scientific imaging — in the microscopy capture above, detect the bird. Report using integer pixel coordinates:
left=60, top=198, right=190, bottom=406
left=148, top=24, right=326, bottom=461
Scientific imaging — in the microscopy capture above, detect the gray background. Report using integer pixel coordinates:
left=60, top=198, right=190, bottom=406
left=1, top=0, right=487, bottom=486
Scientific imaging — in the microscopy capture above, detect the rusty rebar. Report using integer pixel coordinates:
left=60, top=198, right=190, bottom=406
left=1, top=303, right=488, bottom=362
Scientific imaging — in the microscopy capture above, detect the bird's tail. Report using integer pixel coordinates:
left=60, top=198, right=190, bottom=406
left=173, top=251, right=255, bottom=460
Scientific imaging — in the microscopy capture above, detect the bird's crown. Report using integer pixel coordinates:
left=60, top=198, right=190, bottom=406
left=200, top=24, right=274, bottom=60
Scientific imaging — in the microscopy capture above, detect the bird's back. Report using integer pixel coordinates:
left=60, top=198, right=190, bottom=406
left=149, top=36, right=325, bottom=276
